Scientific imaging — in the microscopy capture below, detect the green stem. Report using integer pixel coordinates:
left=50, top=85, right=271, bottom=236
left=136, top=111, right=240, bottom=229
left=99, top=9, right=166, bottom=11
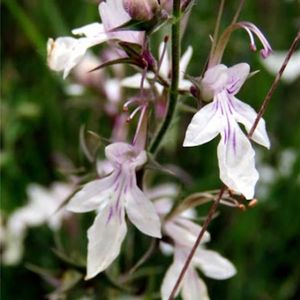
left=148, top=0, right=181, bottom=155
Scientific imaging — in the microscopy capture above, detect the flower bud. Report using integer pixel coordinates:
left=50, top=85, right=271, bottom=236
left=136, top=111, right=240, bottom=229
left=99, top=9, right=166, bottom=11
left=123, top=0, right=160, bottom=21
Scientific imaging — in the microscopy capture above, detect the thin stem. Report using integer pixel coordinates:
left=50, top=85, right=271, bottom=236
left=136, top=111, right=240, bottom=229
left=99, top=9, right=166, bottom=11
left=148, top=0, right=181, bottom=155
left=231, top=0, right=245, bottom=25
left=168, top=185, right=227, bottom=300
left=209, top=0, right=226, bottom=61
left=248, top=30, right=300, bottom=138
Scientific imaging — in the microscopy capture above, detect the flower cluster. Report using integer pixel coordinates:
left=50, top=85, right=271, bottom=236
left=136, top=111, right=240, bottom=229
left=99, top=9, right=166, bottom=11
left=27, top=0, right=276, bottom=298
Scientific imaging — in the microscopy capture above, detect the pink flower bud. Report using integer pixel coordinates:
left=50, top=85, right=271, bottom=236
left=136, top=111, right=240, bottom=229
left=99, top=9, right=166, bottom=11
left=123, top=0, right=160, bottom=21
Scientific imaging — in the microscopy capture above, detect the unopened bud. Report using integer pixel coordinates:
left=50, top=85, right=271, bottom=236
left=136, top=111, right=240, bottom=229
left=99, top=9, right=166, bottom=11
left=123, top=0, right=160, bottom=21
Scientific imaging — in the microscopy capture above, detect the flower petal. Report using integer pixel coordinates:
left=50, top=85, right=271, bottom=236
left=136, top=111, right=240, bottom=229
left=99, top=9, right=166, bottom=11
left=164, top=218, right=210, bottom=248
left=217, top=122, right=259, bottom=199
left=47, top=36, right=101, bottom=78
left=86, top=204, right=127, bottom=279
left=226, top=63, right=250, bottom=95
left=121, top=73, right=151, bottom=89
left=125, top=184, right=161, bottom=238
left=67, top=174, right=115, bottom=213
left=161, top=250, right=184, bottom=300
left=233, top=97, right=270, bottom=148
left=193, top=249, right=237, bottom=280
left=182, top=268, right=210, bottom=300
left=183, top=102, right=221, bottom=147
left=99, top=0, right=144, bottom=45
left=260, top=50, right=300, bottom=83
left=179, top=79, right=192, bottom=91
left=105, top=142, right=147, bottom=168
left=159, top=42, right=170, bottom=79
left=72, top=22, right=106, bottom=38
left=179, top=46, right=193, bottom=79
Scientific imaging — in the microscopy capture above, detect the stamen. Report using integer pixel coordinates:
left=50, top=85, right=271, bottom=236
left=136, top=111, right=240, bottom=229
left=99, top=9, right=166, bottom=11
left=126, top=105, right=142, bottom=122
left=123, top=98, right=139, bottom=112
left=238, top=22, right=272, bottom=59
left=210, top=21, right=272, bottom=66
left=248, top=198, right=258, bottom=207
left=132, top=104, right=148, bottom=147
left=243, top=27, right=257, bottom=52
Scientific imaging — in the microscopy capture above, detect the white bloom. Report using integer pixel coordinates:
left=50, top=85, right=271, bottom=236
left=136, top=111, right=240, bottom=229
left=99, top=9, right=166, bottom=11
left=121, top=44, right=193, bottom=94
left=2, top=183, right=72, bottom=265
left=153, top=196, right=236, bottom=300
left=261, top=50, right=300, bottom=83
left=184, top=63, right=270, bottom=199
left=47, top=23, right=107, bottom=79
left=47, top=0, right=144, bottom=78
left=67, top=142, right=161, bottom=279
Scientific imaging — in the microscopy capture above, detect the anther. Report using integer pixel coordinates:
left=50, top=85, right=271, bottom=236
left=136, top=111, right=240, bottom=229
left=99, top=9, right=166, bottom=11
left=248, top=198, right=258, bottom=208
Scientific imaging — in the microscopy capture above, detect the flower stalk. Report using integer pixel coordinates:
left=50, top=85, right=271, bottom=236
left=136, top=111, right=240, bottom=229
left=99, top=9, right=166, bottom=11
left=149, top=0, right=181, bottom=155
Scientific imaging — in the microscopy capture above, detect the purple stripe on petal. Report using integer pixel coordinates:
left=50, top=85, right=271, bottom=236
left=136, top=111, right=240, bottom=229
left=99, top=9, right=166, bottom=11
left=227, top=95, right=235, bottom=112
left=232, top=130, right=237, bottom=154
left=224, top=129, right=227, bottom=144
left=220, top=103, right=224, bottom=115
left=118, top=207, right=122, bottom=224
left=226, top=116, right=231, bottom=140
left=106, top=206, right=113, bottom=225
left=227, top=78, right=239, bottom=94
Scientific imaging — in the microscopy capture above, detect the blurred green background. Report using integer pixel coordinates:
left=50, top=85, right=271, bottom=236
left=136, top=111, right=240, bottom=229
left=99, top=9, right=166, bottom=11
left=1, top=0, right=300, bottom=299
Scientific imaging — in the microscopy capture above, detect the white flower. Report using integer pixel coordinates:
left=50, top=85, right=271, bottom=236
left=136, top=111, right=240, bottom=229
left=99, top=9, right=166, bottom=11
left=2, top=183, right=72, bottom=265
left=47, top=24, right=108, bottom=79
left=47, top=0, right=144, bottom=78
left=153, top=196, right=236, bottom=300
left=121, top=44, right=193, bottom=94
left=184, top=63, right=270, bottom=199
left=260, top=50, right=300, bottom=83
left=67, top=142, right=161, bottom=279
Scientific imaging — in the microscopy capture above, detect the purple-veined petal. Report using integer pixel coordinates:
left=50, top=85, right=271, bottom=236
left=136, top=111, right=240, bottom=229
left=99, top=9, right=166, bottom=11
left=183, top=102, right=221, bottom=147
left=67, top=174, right=116, bottom=213
left=217, top=122, right=259, bottom=199
left=193, top=249, right=237, bottom=280
left=125, top=183, right=161, bottom=238
left=182, top=268, right=210, bottom=300
left=226, top=63, right=250, bottom=95
left=232, top=97, right=270, bottom=148
left=86, top=203, right=127, bottom=279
